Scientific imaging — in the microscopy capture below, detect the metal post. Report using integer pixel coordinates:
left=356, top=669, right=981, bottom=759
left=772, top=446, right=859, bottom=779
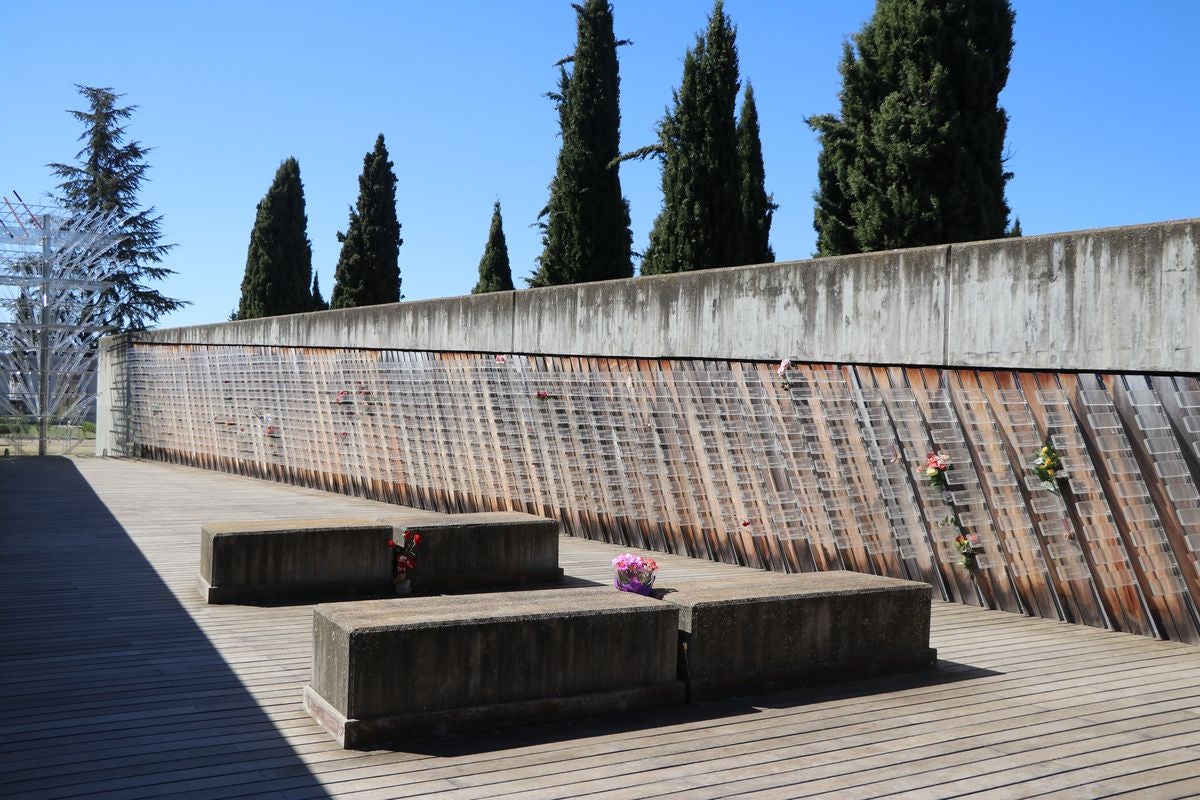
left=39, top=214, right=50, bottom=456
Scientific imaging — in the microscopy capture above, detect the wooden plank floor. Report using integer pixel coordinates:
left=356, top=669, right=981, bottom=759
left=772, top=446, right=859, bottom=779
left=3, top=458, right=1200, bottom=799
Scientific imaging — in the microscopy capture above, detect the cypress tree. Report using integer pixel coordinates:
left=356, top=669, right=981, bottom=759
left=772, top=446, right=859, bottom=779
left=736, top=83, right=776, bottom=265
left=311, top=273, right=328, bottom=311
left=530, top=0, right=632, bottom=287
left=529, top=68, right=572, bottom=288
left=473, top=201, right=514, bottom=294
left=809, top=0, right=1015, bottom=255
left=49, top=85, right=185, bottom=331
left=640, top=0, right=743, bottom=275
left=331, top=134, right=402, bottom=308
left=237, top=158, right=313, bottom=320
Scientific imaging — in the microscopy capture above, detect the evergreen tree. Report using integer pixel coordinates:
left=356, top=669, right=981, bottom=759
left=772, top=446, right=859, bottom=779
left=474, top=201, right=514, bottom=294
left=640, top=1, right=743, bottom=275
left=1007, top=216, right=1023, bottom=237
left=311, top=272, right=328, bottom=310
left=809, top=0, right=1015, bottom=255
left=331, top=134, right=402, bottom=308
left=49, top=85, right=185, bottom=331
left=530, top=0, right=632, bottom=287
left=236, top=158, right=313, bottom=320
left=529, top=68, right=572, bottom=288
left=736, top=83, right=776, bottom=264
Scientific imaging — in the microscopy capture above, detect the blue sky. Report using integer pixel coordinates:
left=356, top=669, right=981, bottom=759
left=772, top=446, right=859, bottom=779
left=4, top=1, right=1198, bottom=329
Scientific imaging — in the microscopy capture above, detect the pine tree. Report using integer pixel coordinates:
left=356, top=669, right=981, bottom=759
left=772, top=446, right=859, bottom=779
left=331, top=134, right=402, bottom=308
left=236, top=158, right=313, bottom=320
left=736, top=83, right=775, bottom=264
left=49, top=85, right=185, bottom=331
left=640, top=1, right=743, bottom=275
left=809, top=0, right=1015, bottom=255
left=530, top=0, right=632, bottom=287
left=311, top=273, right=328, bottom=311
left=473, top=201, right=514, bottom=294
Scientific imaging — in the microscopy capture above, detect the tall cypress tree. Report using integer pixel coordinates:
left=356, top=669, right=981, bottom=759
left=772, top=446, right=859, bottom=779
left=529, top=0, right=632, bottom=287
left=236, top=158, right=312, bottom=320
left=331, top=134, right=402, bottom=308
left=473, top=201, right=514, bottom=294
left=809, top=0, right=1015, bottom=255
left=49, top=85, right=185, bottom=331
left=640, top=1, right=742, bottom=275
left=736, top=83, right=775, bottom=265
left=310, top=273, right=328, bottom=311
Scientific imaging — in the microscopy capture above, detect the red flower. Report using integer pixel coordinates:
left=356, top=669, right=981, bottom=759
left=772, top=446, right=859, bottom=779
left=741, top=521, right=751, bottom=527
left=387, top=540, right=396, bottom=548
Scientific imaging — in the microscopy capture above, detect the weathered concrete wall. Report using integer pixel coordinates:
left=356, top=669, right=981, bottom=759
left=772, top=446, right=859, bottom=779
left=947, top=221, right=1198, bottom=371
left=124, top=218, right=1199, bottom=373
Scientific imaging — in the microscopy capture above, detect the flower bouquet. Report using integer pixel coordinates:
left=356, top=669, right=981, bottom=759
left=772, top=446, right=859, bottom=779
left=612, top=552, right=659, bottom=596
left=777, top=358, right=793, bottom=390
left=388, top=530, right=421, bottom=594
left=1032, top=439, right=1063, bottom=493
left=925, top=451, right=951, bottom=489
left=954, top=533, right=981, bottom=570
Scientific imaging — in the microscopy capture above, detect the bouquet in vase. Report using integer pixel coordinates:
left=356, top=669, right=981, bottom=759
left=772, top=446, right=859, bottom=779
left=612, top=553, right=659, bottom=596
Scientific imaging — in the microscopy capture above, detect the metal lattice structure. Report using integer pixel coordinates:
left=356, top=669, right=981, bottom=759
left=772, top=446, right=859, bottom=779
left=0, top=194, right=121, bottom=455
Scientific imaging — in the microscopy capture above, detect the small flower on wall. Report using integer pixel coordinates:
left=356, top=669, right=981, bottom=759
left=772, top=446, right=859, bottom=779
left=925, top=451, right=951, bottom=489
left=777, top=358, right=794, bottom=390
left=1032, top=438, right=1064, bottom=494
left=954, top=533, right=981, bottom=570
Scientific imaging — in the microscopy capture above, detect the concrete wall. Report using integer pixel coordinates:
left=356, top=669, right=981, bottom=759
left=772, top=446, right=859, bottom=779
left=122, top=217, right=1199, bottom=372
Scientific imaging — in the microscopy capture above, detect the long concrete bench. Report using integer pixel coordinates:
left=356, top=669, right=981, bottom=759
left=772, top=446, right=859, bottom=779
left=198, top=517, right=396, bottom=604
left=660, top=570, right=936, bottom=701
left=198, top=510, right=562, bottom=604
left=303, top=588, right=682, bottom=748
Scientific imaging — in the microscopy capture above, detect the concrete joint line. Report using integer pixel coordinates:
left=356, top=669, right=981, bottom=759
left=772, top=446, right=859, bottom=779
left=942, top=244, right=953, bottom=367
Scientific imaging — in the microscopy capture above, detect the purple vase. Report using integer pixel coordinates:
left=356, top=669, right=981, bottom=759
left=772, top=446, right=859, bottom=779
left=614, top=574, right=654, bottom=596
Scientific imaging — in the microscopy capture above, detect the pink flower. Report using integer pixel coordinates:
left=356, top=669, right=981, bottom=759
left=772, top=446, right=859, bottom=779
left=495, top=354, right=508, bottom=364
left=777, top=358, right=792, bottom=375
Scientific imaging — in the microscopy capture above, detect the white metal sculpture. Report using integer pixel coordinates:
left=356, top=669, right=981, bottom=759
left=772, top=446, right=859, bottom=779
left=0, top=194, right=123, bottom=455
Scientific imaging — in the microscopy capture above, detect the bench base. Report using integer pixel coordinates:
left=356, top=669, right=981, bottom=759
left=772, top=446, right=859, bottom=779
left=682, top=646, right=937, bottom=702
left=196, top=574, right=395, bottom=605
left=304, top=682, right=685, bottom=749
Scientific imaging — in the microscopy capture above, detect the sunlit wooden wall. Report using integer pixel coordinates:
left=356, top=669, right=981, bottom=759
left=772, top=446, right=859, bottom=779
left=125, top=343, right=1200, bottom=641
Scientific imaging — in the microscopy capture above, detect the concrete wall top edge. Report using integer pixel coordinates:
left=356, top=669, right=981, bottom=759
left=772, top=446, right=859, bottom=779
left=118, top=218, right=1199, bottom=373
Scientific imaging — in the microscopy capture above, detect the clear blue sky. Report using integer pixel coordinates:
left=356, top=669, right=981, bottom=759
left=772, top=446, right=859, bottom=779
left=4, top=1, right=1197, bottom=330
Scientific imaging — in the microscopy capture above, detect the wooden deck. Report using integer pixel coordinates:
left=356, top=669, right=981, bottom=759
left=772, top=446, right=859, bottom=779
left=3, top=457, right=1200, bottom=799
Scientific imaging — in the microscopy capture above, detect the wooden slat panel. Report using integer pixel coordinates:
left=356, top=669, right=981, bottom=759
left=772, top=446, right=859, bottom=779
left=120, top=342, right=1200, bottom=640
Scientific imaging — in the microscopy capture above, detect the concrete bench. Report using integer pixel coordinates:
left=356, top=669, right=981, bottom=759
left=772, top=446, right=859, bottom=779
left=661, top=570, right=936, bottom=701
left=198, top=517, right=397, bottom=603
left=378, top=511, right=563, bottom=592
left=303, top=587, right=683, bottom=747
left=198, top=511, right=563, bottom=604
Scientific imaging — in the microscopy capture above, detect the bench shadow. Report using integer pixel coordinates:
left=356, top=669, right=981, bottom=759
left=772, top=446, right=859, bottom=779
left=395, top=658, right=999, bottom=757
left=0, top=457, right=332, bottom=799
